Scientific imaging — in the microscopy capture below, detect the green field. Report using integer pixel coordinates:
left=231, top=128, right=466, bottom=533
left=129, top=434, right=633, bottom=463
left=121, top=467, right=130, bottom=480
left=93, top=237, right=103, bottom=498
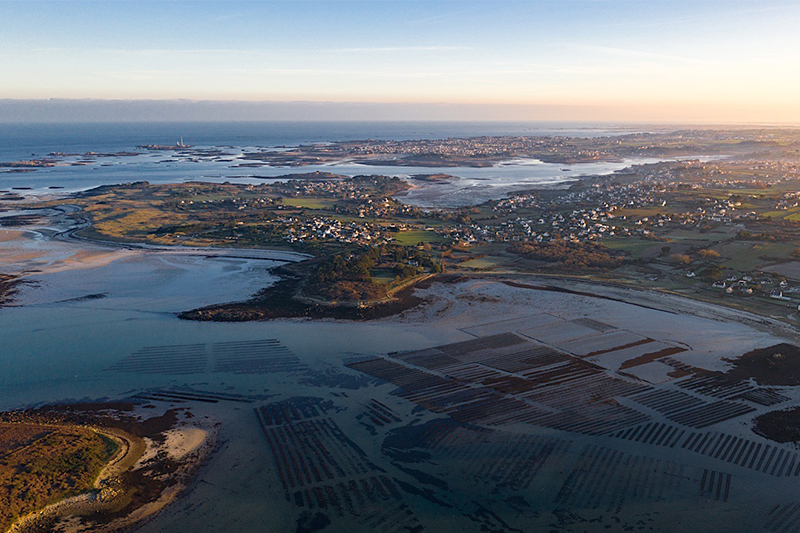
left=458, top=257, right=503, bottom=270
left=369, top=268, right=397, bottom=285
left=602, top=239, right=658, bottom=259
left=761, top=209, right=799, bottom=220
left=394, top=230, right=445, bottom=245
left=717, top=241, right=797, bottom=271
left=663, top=228, right=735, bottom=243
left=280, top=198, right=336, bottom=209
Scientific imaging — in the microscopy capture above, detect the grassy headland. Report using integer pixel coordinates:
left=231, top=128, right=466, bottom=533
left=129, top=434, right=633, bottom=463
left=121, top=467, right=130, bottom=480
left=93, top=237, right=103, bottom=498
left=0, top=403, right=211, bottom=533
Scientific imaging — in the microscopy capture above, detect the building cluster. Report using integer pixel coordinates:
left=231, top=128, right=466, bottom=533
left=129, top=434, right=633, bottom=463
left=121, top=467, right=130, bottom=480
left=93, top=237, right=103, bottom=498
left=273, top=179, right=374, bottom=201
left=282, top=216, right=388, bottom=245
left=775, top=191, right=800, bottom=211
left=709, top=275, right=798, bottom=301
left=339, top=198, right=420, bottom=219
left=493, top=194, right=539, bottom=212
left=324, top=136, right=617, bottom=161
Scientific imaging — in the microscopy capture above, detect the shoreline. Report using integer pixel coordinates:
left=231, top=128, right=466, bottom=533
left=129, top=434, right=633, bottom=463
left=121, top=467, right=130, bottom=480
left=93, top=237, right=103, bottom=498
left=178, top=266, right=800, bottom=344
left=6, top=426, right=145, bottom=533
left=2, top=405, right=216, bottom=533
left=178, top=262, right=442, bottom=322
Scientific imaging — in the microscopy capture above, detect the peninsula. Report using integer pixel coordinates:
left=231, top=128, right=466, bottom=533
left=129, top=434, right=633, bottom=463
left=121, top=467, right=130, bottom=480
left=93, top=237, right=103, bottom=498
left=0, top=403, right=214, bottom=533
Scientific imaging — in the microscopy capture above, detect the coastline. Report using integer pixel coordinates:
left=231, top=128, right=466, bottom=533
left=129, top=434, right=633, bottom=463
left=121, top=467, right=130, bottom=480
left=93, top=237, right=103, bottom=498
left=2, top=406, right=216, bottom=533
left=178, top=262, right=437, bottom=322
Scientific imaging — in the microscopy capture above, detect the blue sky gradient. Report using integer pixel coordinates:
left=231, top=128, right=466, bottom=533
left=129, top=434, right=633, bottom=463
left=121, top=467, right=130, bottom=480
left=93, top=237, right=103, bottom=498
left=1, top=1, right=799, bottom=122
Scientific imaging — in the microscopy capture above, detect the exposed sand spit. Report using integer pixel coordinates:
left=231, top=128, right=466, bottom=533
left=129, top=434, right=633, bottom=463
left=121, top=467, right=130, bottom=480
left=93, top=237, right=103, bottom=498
left=163, top=427, right=208, bottom=460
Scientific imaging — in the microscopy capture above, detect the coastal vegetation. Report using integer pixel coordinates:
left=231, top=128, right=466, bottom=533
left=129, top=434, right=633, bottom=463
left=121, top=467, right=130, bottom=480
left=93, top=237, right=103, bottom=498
left=0, top=404, right=212, bottom=533
left=0, top=423, right=117, bottom=531
left=509, top=241, right=624, bottom=270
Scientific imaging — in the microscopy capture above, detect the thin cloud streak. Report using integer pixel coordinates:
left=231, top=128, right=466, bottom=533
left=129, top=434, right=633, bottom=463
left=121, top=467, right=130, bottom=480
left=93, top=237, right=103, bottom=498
left=321, top=46, right=472, bottom=53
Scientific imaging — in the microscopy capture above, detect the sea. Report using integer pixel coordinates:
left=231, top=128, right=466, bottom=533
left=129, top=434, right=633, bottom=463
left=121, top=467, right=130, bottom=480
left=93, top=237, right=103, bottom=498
left=0, top=121, right=670, bottom=206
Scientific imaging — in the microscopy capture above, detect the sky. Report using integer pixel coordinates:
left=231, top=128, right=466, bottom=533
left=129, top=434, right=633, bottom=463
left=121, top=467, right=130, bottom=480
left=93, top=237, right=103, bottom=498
left=1, top=0, right=800, bottom=123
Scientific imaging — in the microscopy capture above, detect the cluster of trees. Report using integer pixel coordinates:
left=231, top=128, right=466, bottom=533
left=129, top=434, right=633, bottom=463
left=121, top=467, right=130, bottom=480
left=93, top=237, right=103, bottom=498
left=434, top=206, right=480, bottom=225
left=312, top=247, right=381, bottom=284
left=384, top=245, right=440, bottom=273
left=510, top=241, right=624, bottom=270
left=308, top=244, right=442, bottom=301
left=312, top=244, right=440, bottom=287
left=737, top=229, right=796, bottom=242
left=312, top=280, right=388, bottom=301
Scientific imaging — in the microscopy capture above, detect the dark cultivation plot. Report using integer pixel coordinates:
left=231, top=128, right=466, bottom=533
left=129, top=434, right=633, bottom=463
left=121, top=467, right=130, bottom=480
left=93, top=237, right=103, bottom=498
left=384, top=418, right=570, bottom=492
left=393, top=348, right=461, bottom=370
left=570, top=317, right=617, bottom=332
left=629, top=389, right=706, bottom=417
left=132, top=388, right=254, bottom=404
left=675, top=373, right=755, bottom=400
left=211, top=339, right=308, bottom=374
left=618, top=346, right=687, bottom=370
left=348, top=340, right=652, bottom=436
left=698, top=468, right=732, bottom=502
left=347, top=359, right=451, bottom=391
left=526, top=402, right=650, bottom=436
left=667, top=401, right=756, bottom=428
left=609, top=422, right=688, bottom=448
left=436, top=333, right=528, bottom=361
left=255, top=397, right=421, bottom=528
left=736, top=388, right=790, bottom=407
left=580, top=337, right=655, bottom=358
left=682, top=431, right=800, bottom=477
left=554, top=445, right=698, bottom=513
left=109, top=343, right=208, bottom=374
left=765, top=502, right=800, bottom=533
left=480, top=346, right=569, bottom=373
left=443, top=433, right=571, bottom=491
left=442, top=363, right=504, bottom=383
left=359, top=400, right=403, bottom=428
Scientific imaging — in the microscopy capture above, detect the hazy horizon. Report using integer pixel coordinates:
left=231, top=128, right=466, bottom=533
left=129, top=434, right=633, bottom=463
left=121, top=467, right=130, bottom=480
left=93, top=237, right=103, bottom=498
left=2, top=98, right=800, bottom=126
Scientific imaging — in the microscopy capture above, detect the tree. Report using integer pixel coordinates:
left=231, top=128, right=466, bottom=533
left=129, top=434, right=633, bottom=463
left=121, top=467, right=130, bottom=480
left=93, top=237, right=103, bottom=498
left=698, top=249, right=721, bottom=259
left=672, top=254, right=693, bottom=265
